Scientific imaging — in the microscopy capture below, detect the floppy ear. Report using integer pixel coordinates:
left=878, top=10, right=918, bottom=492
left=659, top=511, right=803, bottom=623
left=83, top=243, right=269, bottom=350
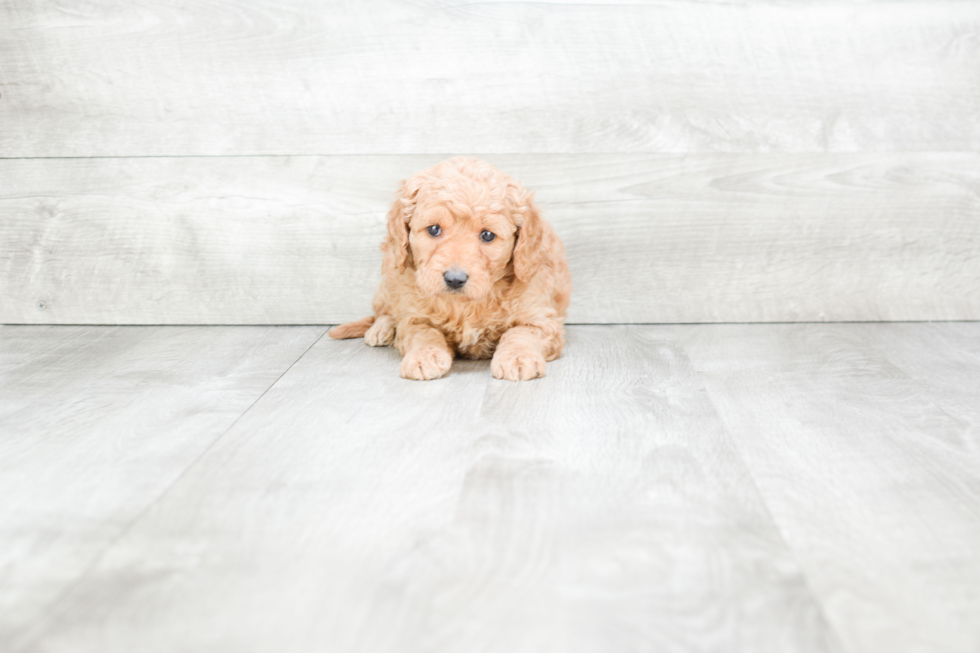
left=385, top=176, right=422, bottom=272
left=512, top=191, right=544, bottom=283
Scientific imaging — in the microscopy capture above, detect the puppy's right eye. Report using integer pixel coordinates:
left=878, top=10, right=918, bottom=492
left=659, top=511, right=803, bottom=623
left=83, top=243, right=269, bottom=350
left=426, top=225, right=442, bottom=237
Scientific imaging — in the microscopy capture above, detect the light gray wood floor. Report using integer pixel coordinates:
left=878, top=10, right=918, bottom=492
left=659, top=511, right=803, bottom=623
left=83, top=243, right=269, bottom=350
left=1, top=323, right=978, bottom=653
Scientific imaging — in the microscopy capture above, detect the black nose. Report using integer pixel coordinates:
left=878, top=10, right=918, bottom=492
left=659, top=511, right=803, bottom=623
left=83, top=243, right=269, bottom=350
left=443, top=269, right=468, bottom=290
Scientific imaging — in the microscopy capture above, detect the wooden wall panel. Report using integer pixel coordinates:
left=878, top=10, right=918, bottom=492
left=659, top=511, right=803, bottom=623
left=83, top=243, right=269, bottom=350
left=2, top=154, right=977, bottom=324
left=2, top=1, right=977, bottom=324
left=0, top=1, right=978, bottom=156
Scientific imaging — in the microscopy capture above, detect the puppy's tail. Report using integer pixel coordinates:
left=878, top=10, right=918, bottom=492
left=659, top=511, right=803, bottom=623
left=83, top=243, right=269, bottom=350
left=328, top=316, right=375, bottom=339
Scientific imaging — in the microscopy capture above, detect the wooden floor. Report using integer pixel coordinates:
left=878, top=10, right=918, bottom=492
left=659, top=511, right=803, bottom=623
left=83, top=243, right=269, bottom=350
left=1, top=323, right=978, bottom=653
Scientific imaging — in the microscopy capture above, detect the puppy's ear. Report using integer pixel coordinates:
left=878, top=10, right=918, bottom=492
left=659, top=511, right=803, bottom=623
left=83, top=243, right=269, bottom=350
left=385, top=176, right=422, bottom=272
left=512, top=191, right=544, bottom=283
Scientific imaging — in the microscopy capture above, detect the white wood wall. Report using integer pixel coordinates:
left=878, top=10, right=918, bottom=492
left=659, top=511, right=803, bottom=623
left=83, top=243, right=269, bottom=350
left=2, top=1, right=978, bottom=324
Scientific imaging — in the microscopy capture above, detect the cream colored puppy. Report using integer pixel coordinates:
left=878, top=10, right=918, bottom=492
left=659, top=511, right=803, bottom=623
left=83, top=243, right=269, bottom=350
left=330, top=157, right=571, bottom=381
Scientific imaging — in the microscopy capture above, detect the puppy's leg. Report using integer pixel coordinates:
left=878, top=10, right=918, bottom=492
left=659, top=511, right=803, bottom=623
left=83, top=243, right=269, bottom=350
left=397, top=322, right=454, bottom=381
left=491, top=325, right=562, bottom=381
left=365, top=314, right=396, bottom=347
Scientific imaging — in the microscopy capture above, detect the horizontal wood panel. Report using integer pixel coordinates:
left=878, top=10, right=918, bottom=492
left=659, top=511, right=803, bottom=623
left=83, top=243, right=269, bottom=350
left=3, top=153, right=979, bottom=324
left=1, top=1, right=978, bottom=156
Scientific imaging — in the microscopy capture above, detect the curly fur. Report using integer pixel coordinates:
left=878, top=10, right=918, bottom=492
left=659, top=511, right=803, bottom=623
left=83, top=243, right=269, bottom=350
left=329, top=157, right=571, bottom=381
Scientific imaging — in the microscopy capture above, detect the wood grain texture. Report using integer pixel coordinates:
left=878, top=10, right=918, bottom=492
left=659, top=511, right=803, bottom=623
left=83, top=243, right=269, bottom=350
left=861, top=322, right=980, bottom=436
left=2, top=153, right=978, bottom=324
left=1, top=1, right=978, bottom=156
left=675, top=322, right=980, bottom=653
left=6, top=326, right=841, bottom=653
left=0, top=324, right=324, bottom=646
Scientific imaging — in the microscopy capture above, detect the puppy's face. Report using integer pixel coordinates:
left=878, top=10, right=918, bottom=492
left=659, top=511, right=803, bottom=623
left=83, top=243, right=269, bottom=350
left=385, top=158, right=543, bottom=295
left=408, top=203, right=517, bottom=301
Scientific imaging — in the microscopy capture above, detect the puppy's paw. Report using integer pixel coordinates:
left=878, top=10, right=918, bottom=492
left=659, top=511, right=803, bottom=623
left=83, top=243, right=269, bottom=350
left=365, top=315, right=396, bottom=347
left=400, top=347, right=452, bottom=381
left=491, top=348, right=546, bottom=381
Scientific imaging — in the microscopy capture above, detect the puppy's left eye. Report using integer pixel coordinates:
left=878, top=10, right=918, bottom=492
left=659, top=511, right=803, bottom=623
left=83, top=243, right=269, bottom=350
left=480, top=230, right=496, bottom=243
left=426, top=225, right=442, bottom=237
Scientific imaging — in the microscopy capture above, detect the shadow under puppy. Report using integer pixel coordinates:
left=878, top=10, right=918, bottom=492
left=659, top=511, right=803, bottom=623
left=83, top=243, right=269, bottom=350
left=329, top=157, right=571, bottom=381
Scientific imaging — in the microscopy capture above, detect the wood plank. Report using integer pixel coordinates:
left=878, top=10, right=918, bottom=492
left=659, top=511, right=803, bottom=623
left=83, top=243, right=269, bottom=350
left=675, top=323, right=980, bottom=653
left=849, top=322, right=980, bottom=435
left=2, top=153, right=978, bottom=325
left=1, top=1, right=978, bottom=156
left=12, top=327, right=841, bottom=653
left=0, top=324, right=324, bottom=646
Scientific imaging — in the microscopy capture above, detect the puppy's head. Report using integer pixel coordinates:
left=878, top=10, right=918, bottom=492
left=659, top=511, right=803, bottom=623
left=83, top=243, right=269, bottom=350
left=385, top=157, right=543, bottom=300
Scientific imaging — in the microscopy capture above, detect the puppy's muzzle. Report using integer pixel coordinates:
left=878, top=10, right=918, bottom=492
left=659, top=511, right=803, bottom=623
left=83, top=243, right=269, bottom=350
left=443, top=268, right=468, bottom=291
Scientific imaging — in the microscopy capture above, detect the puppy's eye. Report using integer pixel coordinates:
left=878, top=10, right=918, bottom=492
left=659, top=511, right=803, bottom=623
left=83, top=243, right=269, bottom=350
left=480, top=230, right=496, bottom=243
left=426, top=225, right=442, bottom=237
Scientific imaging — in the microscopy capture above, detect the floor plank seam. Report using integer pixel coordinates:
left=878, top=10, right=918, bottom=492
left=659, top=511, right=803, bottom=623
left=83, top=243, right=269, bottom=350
left=9, top=326, right=330, bottom=651
left=691, top=370, right=851, bottom=653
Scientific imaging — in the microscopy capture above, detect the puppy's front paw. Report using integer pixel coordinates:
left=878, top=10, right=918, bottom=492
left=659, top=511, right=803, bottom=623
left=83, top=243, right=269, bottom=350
left=491, top=348, right=546, bottom=381
left=365, top=315, right=396, bottom=347
left=400, top=347, right=452, bottom=380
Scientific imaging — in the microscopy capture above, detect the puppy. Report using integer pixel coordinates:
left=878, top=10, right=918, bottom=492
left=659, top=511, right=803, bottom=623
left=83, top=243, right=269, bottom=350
left=329, top=157, right=571, bottom=381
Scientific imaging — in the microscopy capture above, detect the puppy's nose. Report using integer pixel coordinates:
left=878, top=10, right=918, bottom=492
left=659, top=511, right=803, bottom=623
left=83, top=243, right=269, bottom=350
left=443, top=269, right=468, bottom=290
